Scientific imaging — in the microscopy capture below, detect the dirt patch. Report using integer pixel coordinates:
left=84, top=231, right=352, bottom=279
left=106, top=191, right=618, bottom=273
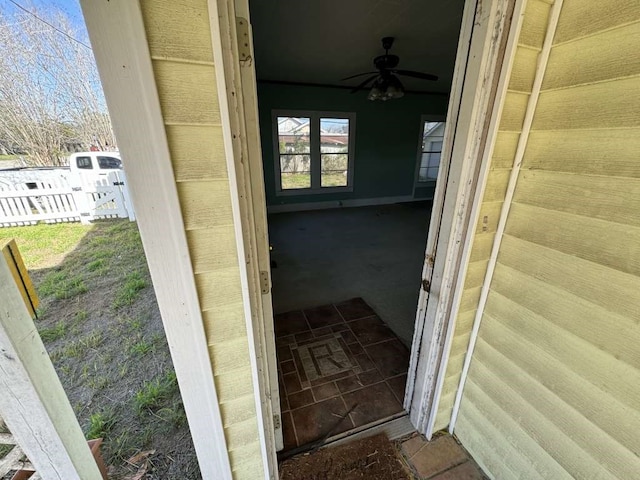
left=8, top=220, right=200, bottom=479
left=279, top=433, right=412, bottom=480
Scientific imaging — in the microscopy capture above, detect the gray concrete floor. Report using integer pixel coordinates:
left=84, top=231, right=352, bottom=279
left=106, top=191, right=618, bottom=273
left=268, top=202, right=432, bottom=346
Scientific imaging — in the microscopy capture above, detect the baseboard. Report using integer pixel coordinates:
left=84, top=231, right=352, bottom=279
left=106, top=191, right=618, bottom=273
left=267, top=195, right=431, bottom=214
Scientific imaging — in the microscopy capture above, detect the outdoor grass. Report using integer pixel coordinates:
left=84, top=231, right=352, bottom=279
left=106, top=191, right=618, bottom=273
left=281, top=172, right=347, bottom=190
left=0, top=223, right=92, bottom=270
left=5, top=220, right=199, bottom=477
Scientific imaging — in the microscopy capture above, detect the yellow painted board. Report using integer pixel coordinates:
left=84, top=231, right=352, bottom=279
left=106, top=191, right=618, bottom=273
left=215, top=367, right=254, bottom=402
left=543, top=22, right=640, bottom=90
left=219, top=394, right=257, bottom=426
left=224, top=417, right=261, bottom=451
left=467, top=343, right=619, bottom=479
left=457, top=388, right=546, bottom=480
left=506, top=202, right=640, bottom=277
left=1, top=239, right=38, bottom=318
left=176, top=180, right=234, bottom=231
left=208, top=338, right=251, bottom=376
left=519, top=0, right=552, bottom=49
left=477, top=323, right=640, bottom=478
left=454, top=310, right=476, bottom=335
left=186, top=226, right=239, bottom=274
left=469, top=233, right=494, bottom=263
left=459, top=380, right=573, bottom=479
left=490, top=132, right=519, bottom=170
left=165, top=125, right=228, bottom=181
left=482, top=299, right=640, bottom=453
left=459, top=286, right=482, bottom=313
left=229, top=442, right=263, bottom=480
left=153, top=60, right=220, bottom=125
left=498, top=234, right=640, bottom=320
left=532, top=77, right=640, bottom=130
left=475, top=201, right=502, bottom=234
left=482, top=170, right=510, bottom=203
left=434, top=391, right=455, bottom=431
left=141, top=0, right=214, bottom=63
left=195, top=268, right=243, bottom=312
left=498, top=92, right=529, bottom=132
left=554, top=0, right=640, bottom=45
left=463, top=260, right=489, bottom=290
left=524, top=128, right=640, bottom=177
left=202, top=302, right=248, bottom=343
left=491, top=262, right=640, bottom=371
left=508, top=46, right=539, bottom=93
left=514, top=170, right=640, bottom=228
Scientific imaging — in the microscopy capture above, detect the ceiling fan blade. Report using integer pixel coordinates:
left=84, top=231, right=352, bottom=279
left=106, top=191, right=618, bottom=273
left=350, top=75, right=378, bottom=93
left=341, top=71, right=378, bottom=81
left=394, top=69, right=438, bottom=81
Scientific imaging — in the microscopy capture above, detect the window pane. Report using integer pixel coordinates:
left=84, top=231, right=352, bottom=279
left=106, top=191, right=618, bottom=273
left=419, top=167, right=429, bottom=182
left=76, top=156, right=93, bottom=169
left=280, top=154, right=311, bottom=190
left=427, top=166, right=439, bottom=180
left=422, top=121, right=445, bottom=151
left=277, top=116, right=310, bottom=154
left=320, top=118, right=349, bottom=153
left=97, top=156, right=122, bottom=169
left=321, top=154, right=348, bottom=187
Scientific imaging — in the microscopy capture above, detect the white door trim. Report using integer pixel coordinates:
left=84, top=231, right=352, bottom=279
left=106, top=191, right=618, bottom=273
left=406, top=0, right=522, bottom=438
left=80, top=2, right=233, bottom=479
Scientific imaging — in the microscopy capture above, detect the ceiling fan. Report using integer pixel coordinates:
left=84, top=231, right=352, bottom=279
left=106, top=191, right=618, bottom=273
left=342, top=37, right=438, bottom=100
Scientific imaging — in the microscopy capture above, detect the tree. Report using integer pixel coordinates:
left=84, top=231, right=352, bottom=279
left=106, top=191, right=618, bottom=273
left=0, top=4, right=115, bottom=166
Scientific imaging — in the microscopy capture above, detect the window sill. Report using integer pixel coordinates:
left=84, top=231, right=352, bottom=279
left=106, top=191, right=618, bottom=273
left=275, top=185, right=354, bottom=196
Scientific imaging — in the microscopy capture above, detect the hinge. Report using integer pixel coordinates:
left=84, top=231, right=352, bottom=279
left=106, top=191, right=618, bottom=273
left=421, top=279, right=431, bottom=292
left=260, top=271, right=270, bottom=294
left=236, top=17, right=251, bottom=62
left=273, top=414, right=281, bottom=430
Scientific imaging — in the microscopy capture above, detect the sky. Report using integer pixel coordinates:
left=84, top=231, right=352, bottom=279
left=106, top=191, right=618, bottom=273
left=3, top=0, right=88, bottom=40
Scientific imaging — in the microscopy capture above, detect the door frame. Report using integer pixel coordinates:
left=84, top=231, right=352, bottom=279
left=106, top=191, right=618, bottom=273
left=213, top=0, right=523, bottom=474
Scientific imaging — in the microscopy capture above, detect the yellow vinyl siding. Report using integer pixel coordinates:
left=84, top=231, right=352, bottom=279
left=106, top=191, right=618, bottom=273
left=140, top=1, right=264, bottom=478
left=433, top=0, right=552, bottom=431
left=455, top=0, right=640, bottom=477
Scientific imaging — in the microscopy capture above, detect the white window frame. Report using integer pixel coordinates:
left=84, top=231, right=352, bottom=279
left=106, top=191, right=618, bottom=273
left=414, top=114, right=446, bottom=188
left=272, top=110, right=355, bottom=196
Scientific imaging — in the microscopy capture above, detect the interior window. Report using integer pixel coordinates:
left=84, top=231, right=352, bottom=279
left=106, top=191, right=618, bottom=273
left=97, top=156, right=123, bottom=169
left=417, top=121, right=445, bottom=182
left=275, top=111, right=354, bottom=193
left=76, top=156, right=93, bottom=169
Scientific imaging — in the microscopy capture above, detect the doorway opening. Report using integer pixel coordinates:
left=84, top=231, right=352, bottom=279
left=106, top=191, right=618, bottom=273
left=247, top=0, right=467, bottom=453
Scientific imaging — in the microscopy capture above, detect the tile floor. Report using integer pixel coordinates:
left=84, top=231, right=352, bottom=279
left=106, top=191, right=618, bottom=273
left=275, top=298, right=410, bottom=451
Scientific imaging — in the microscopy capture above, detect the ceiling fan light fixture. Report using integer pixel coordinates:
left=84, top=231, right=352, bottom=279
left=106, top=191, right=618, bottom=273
left=384, top=75, right=405, bottom=99
left=368, top=82, right=384, bottom=101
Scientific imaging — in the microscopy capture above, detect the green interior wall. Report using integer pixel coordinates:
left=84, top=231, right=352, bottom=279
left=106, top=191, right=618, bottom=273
left=257, top=83, right=449, bottom=206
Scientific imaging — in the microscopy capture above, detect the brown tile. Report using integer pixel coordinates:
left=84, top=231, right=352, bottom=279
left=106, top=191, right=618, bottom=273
left=309, top=369, right=352, bottom=387
left=430, top=461, right=485, bottom=480
left=291, top=348, right=309, bottom=387
left=348, top=315, right=396, bottom=346
left=283, top=372, right=302, bottom=395
left=282, top=411, right=298, bottom=450
left=295, top=331, right=314, bottom=343
left=280, top=394, right=289, bottom=413
left=353, top=353, right=376, bottom=371
left=342, top=382, right=403, bottom=428
left=409, top=436, right=469, bottom=479
left=276, top=334, right=295, bottom=346
left=275, top=310, right=310, bottom=337
left=387, top=374, right=408, bottom=403
left=331, top=324, right=350, bottom=333
left=304, top=304, right=343, bottom=329
left=280, top=359, right=297, bottom=375
left=335, top=297, right=376, bottom=321
left=366, top=339, right=409, bottom=378
left=312, top=327, right=332, bottom=337
left=277, top=345, right=292, bottom=362
left=312, top=382, right=339, bottom=401
left=348, top=342, right=365, bottom=356
left=339, top=329, right=358, bottom=344
left=297, top=333, right=336, bottom=346
left=291, top=397, right=353, bottom=446
left=336, top=370, right=383, bottom=394
left=288, top=389, right=315, bottom=410
left=401, top=434, right=428, bottom=458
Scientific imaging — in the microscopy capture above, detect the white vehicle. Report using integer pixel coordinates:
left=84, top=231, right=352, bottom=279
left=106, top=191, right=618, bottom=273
left=69, top=151, right=123, bottom=176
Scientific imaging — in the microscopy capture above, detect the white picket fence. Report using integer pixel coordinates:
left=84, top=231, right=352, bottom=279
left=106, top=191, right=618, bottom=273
left=0, top=171, right=135, bottom=227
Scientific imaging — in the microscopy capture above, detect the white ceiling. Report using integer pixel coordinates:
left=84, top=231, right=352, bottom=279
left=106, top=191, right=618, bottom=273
left=248, top=0, right=466, bottom=94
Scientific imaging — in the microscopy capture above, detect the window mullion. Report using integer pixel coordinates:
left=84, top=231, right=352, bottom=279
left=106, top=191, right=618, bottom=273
left=310, top=115, right=321, bottom=190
